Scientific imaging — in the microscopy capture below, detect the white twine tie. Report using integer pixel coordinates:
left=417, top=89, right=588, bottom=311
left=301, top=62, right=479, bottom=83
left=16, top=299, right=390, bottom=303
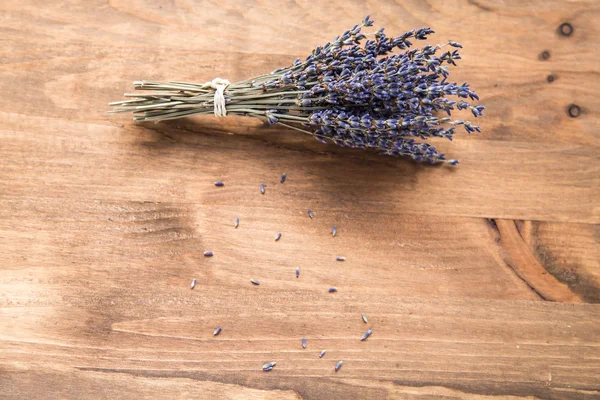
left=203, top=77, right=230, bottom=117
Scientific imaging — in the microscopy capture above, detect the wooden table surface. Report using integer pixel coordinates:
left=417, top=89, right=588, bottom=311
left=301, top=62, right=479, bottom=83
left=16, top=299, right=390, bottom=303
left=1, top=1, right=599, bottom=399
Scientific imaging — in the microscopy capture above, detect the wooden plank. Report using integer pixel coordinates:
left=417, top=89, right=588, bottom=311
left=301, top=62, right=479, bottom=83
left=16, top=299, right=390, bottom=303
left=1, top=0, right=599, bottom=398
left=0, top=196, right=540, bottom=301
left=1, top=298, right=599, bottom=399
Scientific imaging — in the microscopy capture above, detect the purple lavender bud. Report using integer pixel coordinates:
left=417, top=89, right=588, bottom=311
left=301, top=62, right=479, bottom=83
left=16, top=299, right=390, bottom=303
left=266, top=111, right=279, bottom=125
left=470, top=105, right=485, bottom=117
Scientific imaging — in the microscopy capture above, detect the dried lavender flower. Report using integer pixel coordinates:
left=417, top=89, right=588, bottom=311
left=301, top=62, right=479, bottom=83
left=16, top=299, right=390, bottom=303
left=361, top=329, right=373, bottom=341
left=262, top=361, right=277, bottom=371
left=203, top=251, right=214, bottom=257
left=110, top=17, right=484, bottom=164
left=280, top=173, right=287, bottom=183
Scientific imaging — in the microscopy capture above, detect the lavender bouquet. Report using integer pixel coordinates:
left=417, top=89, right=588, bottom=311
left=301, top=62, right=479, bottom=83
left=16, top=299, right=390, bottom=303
left=109, top=16, right=484, bottom=165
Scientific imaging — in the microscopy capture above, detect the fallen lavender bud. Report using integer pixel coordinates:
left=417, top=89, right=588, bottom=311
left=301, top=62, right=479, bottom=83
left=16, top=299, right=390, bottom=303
left=262, top=362, right=276, bottom=371
left=361, top=329, right=373, bottom=341
left=110, top=16, right=484, bottom=164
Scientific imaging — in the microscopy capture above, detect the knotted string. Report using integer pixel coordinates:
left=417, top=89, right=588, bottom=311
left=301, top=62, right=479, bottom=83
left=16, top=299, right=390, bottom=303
left=202, top=77, right=230, bottom=117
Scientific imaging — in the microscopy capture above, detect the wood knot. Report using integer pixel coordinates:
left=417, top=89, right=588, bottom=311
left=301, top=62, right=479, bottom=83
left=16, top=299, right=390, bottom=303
left=558, top=22, right=573, bottom=37
left=567, top=104, right=581, bottom=118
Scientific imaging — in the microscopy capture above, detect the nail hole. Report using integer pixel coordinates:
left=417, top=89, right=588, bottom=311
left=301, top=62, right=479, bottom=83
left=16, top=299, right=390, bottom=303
left=539, top=50, right=551, bottom=60
left=559, top=22, right=573, bottom=37
left=567, top=104, right=581, bottom=118
left=547, top=74, right=555, bottom=83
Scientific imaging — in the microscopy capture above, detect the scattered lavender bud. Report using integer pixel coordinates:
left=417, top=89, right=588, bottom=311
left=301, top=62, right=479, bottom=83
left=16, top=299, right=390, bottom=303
left=328, top=287, right=338, bottom=293
left=203, top=251, right=214, bottom=257
left=332, top=225, right=337, bottom=237
left=336, top=256, right=346, bottom=261
left=251, top=279, right=260, bottom=285
left=335, top=361, right=343, bottom=372
left=213, top=327, right=222, bottom=336
left=296, top=267, right=300, bottom=278
left=214, top=181, right=224, bottom=187
left=280, top=173, right=286, bottom=183
left=262, top=362, right=276, bottom=371
left=260, top=183, right=265, bottom=194
left=275, top=232, right=282, bottom=241
left=308, top=209, right=313, bottom=219
left=362, top=313, right=368, bottom=323
left=361, top=329, right=373, bottom=341
left=234, top=217, right=239, bottom=228
left=319, top=350, right=327, bottom=358
left=302, top=338, right=307, bottom=349
left=191, top=278, right=196, bottom=289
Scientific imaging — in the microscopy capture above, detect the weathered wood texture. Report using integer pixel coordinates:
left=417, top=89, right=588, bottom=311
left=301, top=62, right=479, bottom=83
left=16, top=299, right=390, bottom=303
left=0, top=1, right=599, bottom=399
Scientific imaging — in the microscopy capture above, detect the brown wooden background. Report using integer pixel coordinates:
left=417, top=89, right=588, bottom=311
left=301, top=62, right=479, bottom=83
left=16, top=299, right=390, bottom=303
left=1, top=1, right=599, bottom=399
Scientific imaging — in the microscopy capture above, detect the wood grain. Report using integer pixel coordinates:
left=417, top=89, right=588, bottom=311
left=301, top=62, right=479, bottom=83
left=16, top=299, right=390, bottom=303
left=0, top=0, right=599, bottom=399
